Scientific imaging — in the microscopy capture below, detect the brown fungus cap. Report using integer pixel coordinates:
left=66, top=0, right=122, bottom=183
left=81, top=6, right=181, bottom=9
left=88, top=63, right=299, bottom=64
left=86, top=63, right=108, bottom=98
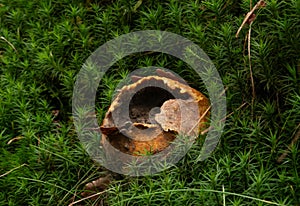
left=100, top=72, right=210, bottom=156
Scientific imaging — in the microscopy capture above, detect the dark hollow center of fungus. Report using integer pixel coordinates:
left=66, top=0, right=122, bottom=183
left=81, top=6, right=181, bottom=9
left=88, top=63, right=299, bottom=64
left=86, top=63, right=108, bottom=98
left=129, top=87, right=174, bottom=124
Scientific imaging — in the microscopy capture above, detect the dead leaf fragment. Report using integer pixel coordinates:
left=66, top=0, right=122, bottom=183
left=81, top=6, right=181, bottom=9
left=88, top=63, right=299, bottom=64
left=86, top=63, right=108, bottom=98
left=51, top=109, right=59, bottom=117
left=81, top=175, right=112, bottom=199
left=7, top=136, right=24, bottom=145
left=235, top=0, right=267, bottom=38
left=247, top=13, right=256, bottom=24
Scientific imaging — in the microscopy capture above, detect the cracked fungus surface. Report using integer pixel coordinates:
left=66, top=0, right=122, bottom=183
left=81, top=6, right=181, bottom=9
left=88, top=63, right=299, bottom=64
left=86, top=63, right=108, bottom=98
left=100, top=73, right=210, bottom=156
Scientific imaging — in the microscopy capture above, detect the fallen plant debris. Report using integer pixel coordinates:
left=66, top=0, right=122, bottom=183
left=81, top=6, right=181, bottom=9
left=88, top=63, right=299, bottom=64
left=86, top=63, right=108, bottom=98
left=0, top=164, right=27, bottom=178
left=236, top=0, right=267, bottom=116
left=100, top=69, right=210, bottom=168
left=7, top=136, right=25, bottom=145
left=277, top=123, right=300, bottom=163
left=0, top=36, right=18, bottom=53
left=235, top=0, right=267, bottom=38
left=80, top=174, right=112, bottom=199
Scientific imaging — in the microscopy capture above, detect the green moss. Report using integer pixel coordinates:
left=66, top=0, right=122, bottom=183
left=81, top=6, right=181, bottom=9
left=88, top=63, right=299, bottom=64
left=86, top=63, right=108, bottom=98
left=0, top=0, right=299, bottom=205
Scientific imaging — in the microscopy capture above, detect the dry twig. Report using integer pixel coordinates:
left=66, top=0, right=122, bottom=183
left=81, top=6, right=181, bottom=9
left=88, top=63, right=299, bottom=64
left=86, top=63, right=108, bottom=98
left=68, top=190, right=107, bottom=206
left=68, top=175, right=113, bottom=205
left=277, top=123, right=300, bottom=163
left=235, top=0, right=266, bottom=38
left=81, top=175, right=112, bottom=197
left=236, top=0, right=266, bottom=117
left=247, top=23, right=256, bottom=113
left=0, top=164, right=27, bottom=178
left=201, top=102, right=248, bottom=135
left=0, top=36, right=18, bottom=53
left=188, top=105, right=211, bottom=135
left=7, top=136, right=25, bottom=145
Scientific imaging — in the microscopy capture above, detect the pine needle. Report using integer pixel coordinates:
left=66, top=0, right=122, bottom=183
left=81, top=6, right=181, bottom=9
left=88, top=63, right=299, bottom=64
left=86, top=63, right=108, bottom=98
left=0, top=36, right=18, bottom=53
left=0, top=164, right=27, bottom=178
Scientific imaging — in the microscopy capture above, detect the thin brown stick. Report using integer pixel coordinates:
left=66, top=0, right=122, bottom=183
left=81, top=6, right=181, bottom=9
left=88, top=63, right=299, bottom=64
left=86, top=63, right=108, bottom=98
left=201, top=102, right=248, bottom=135
left=70, top=190, right=77, bottom=205
left=192, top=87, right=228, bottom=135
left=236, top=0, right=266, bottom=116
left=68, top=190, right=107, bottom=206
left=277, top=123, right=300, bottom=163
left=219, top=87, right=228, bottom=97
left=0, top=164, right=27, bottom=178
left=235, top=0, right=266, bottom=38
left=248, top=23, right=255, bottom=117
left=7, top=136, right=24, bottom=145
left=0, top=36, right=18, bottom=53
left=188, top=105, right=211, bottom=136
left=243, top=33, right=248, bottom=57
left=222, top=102, right=248, bottom=122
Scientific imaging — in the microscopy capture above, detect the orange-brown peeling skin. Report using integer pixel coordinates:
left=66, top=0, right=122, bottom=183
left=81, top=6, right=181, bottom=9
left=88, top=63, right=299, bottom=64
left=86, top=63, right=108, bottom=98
left=100, top=75, right=210, bottom=157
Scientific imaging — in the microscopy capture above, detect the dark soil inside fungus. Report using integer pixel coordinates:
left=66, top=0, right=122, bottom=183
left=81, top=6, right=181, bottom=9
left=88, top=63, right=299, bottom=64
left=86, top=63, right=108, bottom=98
left=129, top=86, right=175, bottom=124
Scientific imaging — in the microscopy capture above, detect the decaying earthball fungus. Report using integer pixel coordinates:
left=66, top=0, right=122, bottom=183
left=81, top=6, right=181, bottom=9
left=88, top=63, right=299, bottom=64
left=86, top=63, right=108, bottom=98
left=100, top=69, right=210, bottom=159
